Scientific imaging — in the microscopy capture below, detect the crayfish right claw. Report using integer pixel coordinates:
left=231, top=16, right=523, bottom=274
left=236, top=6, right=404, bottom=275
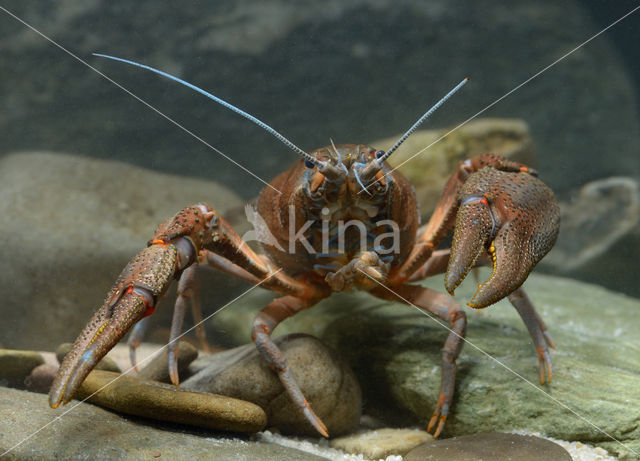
left=445, top=167, right=560, bottom=309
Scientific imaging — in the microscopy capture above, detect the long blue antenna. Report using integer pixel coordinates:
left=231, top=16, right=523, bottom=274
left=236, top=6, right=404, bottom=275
left=376, top=77, right=468, bottom=164
left=92, top=53, right=324, bottom=168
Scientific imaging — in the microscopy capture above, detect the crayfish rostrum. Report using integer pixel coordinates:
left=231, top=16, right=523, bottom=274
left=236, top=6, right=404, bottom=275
left=50, top=55, right=560, bottom=438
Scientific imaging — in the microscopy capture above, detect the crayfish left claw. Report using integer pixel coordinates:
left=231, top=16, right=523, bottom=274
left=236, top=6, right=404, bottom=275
left=445, top=167, right=560, bottom=309
left=49, top=243, right=179, bottom=408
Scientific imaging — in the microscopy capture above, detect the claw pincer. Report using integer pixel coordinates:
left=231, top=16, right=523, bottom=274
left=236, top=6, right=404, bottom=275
left=49, top=205, right=214, bottom=408
left=446, top=166, right=560, bottom=308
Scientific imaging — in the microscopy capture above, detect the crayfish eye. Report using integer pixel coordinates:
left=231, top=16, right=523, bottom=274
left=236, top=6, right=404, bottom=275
left=375, top=150, right=385, bottom=159
left=304, top=159, right=315, bottom=169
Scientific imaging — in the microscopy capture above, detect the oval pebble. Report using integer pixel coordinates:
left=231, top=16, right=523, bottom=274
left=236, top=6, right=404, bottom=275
left=137, top=341, right=198, bottom=382
left=0, top=348, right=45, bottom=388
left=182, top=333, right=361, bottom=436
left=75, top=369, right=267, bottom=433
left=404, top=432, right=571, bottom=461
left=24, top=363, right=58, bottom=394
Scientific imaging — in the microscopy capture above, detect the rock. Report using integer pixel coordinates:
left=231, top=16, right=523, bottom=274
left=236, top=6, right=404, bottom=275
left=513, top=431, right=619, bottom=461
left=74, top=369, right=267, bottom=433
left=137, top=341, right=199, bottom=382
left=0, top=151, right=245, bottom=350
left=24, top=363, right=58, bottom=394
left=0, top=349, right=45, bottom=388
left=103, top=342, right=169, bottom=373
left=404, top=433, right=571, bottom=461
left=56, top=342, right=121, bottom=373
left=209, top=273, right=640, bottom=459
left=544, top=176, right=640, bottom=272
left=182, top=334, right=361, bottom=436
left=327, top=274, right=640, bottom=460
left=330, top=428, right=433, bottom=459
left=373, top=118, right=535, bottom=218
left=542, top=176, right=640, bottom=299
left=0, top=387, right=326, bottom=460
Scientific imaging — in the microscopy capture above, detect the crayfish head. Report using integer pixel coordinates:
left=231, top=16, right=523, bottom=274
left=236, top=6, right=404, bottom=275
left=304, top=144, right=389, bottom=201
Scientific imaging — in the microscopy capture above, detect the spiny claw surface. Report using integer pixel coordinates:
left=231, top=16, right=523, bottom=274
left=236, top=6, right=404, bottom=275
left=445, top=167, right=560, bottom=308
left=49, top=244, right=178, bottom=408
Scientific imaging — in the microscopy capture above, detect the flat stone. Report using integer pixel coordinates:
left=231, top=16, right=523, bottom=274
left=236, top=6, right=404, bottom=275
left=183, top=334, right=361, bottom=436
left=330, top=428, right=433, bottom=459
left=75, top=369, right=267, bottom=433
left=56, top=342, right=121, bottom=373
left=404, top=433, right=571, bottom=461
left=0, top=349, right=45, bottom=388
left=24, top=363, right=58, bottom=394
left=0, top=387, right=325, bottom=460
left=136, top=341, right=198, bottom=382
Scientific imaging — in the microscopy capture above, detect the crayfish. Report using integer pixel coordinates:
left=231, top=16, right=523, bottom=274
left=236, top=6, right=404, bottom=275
left=49, top=54, right=560, bottom=438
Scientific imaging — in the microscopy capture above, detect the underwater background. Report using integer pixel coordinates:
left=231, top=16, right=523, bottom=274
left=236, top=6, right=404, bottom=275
left=1, top=1, right=640, bottom=459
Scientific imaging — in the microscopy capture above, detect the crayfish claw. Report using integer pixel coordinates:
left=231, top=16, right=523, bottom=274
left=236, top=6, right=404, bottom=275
left=49, top=244, right=178, bottom=408
left=446, top=167, right=560, bottom=309
left=444, top=196, right=493, bottom=296
left=49, top=289, right=150, bottom=408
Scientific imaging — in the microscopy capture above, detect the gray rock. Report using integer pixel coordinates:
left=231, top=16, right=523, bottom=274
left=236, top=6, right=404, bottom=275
left=56, top=342, right=121, bottom=373
left=0, top=152, right=245, bottom=350
left=542, top=176, right=640, bottom=299
left=0, top=387, right=326, bottom=461
left=0, top=349, right=44, bottom=388
left=183, top=334, right=361, bottom=437
left=404, top=433, right=571, bottom=461
left=137, top=341, right=199, bottom=382
left=330, top=428, right=433, bottom=459
left=75, top=369, right=267, bottom=433
left=544, top=176, right=640, bottom=273
left=24, top=363, right=57, bottom=394
left=210, top=273, right=640, bottom=460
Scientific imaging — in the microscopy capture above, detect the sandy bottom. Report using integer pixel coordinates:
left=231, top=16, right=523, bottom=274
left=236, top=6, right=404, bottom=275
left=257, top=429, right=618, bottom=461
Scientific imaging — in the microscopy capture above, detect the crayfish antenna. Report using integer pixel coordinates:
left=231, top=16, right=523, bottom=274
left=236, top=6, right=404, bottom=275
left=376, top=77, right=469, bottom=164
left=92, top=53, right=325, bottom=169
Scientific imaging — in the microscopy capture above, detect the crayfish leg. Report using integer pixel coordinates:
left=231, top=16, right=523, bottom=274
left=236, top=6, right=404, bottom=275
left=371, top=283, right=467, bottom=438
left=508, top=288, right=554, bottom=384
left=251, top=295, right=329, bottom=437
